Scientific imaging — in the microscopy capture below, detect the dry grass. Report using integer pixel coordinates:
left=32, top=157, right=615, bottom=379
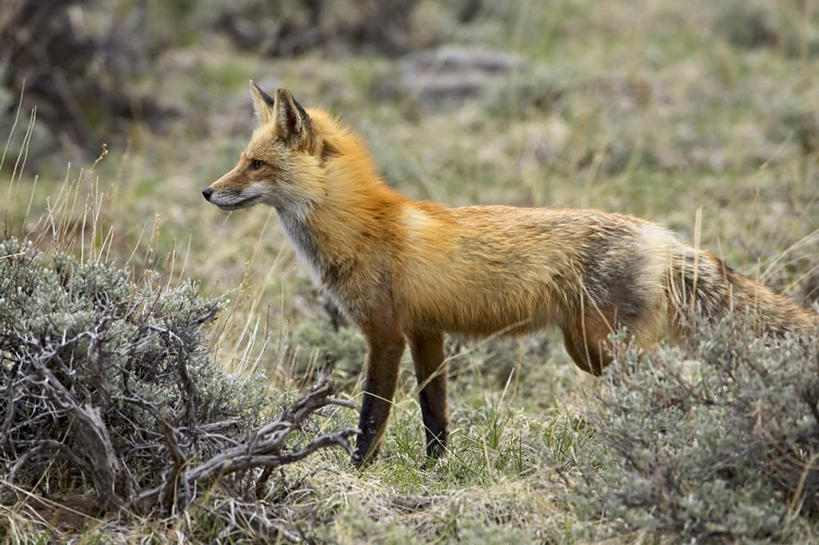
left=1, top=0, right=818, bottom=542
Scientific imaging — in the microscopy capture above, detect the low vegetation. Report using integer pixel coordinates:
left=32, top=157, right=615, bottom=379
left=0, top=238, right=355, bottom=541
left=578, top=321, right=819, bottom=543
left=1, top=0, right=818, bottom=543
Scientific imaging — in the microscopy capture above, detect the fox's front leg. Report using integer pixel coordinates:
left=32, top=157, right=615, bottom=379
left=353, top=319, right=405, bottom=467
left=408, top=330, right=449, bottom=459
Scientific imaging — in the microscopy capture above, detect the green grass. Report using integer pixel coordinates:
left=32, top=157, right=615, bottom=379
left=2, top=0, right=818, bottom=542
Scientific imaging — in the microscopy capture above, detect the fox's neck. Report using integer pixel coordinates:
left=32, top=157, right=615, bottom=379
left=276, top=205, right=327, bottom=288
left=276, top=174, right=406, bottom=292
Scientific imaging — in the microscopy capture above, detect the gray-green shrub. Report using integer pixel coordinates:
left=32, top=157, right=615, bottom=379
left=574, top=318, right=819, bottom=543
left=0, top=238, right=351, bottom=513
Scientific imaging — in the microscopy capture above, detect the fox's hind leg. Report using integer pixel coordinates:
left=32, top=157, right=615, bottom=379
left=408, top=330, right=449, bottom=459
left=561, top=309, right=616, bottom=376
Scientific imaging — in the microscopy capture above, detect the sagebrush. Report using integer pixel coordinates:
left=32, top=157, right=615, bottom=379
left=0, top=237, right=354, bottom=541
left=574, top=318, right=819, bottom=543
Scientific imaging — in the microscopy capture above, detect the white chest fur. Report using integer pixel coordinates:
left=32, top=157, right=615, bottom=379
left=277, top=207, right=324, bottom=287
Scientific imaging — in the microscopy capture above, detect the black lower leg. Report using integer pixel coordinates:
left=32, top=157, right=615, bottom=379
left=419, top=390, right=448, bottom=458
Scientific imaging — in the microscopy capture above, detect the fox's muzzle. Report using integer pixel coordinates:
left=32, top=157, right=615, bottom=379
left=201, top=183, right=264, bottom=210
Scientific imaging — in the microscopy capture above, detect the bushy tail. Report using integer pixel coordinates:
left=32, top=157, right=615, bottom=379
left=666, top=245, right=818, bottom=338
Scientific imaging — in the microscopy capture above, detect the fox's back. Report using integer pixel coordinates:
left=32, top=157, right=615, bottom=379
left=396, top=204, right=672, bottom=338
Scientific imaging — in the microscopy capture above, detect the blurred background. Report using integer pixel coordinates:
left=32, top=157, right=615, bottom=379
left=2, top=0, right=818, bottom=378
left=4, top=3, right=819, bottom=541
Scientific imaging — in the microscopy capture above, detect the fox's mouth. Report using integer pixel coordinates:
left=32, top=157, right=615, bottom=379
left=212, top=195, right=263, bottom=210
left=203, top=188, right=263, bottom=210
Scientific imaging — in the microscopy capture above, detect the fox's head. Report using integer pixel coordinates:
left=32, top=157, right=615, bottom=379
left=202, top=83, right=331, bottom=214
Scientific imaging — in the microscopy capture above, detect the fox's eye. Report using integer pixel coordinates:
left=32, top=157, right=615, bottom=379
left=248, top=159, right=264, bottom=171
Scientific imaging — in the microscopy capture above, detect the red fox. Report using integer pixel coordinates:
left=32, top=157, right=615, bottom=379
left=203, top=83, right=818, bottom=466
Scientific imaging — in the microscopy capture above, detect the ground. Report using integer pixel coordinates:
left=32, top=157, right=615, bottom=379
left=1, top=0, right=818, bottom=542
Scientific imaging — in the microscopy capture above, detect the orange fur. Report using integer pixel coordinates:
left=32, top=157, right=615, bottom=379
left=204, top=84, right=818, bottom=465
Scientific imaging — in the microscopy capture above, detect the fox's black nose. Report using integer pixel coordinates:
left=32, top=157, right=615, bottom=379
left=202, top=187, right=213, bottom=201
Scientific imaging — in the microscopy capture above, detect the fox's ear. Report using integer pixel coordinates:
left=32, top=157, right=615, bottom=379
left=250, top=80, right=275, bottom=125
left=272, top=88, right=314, bottom=151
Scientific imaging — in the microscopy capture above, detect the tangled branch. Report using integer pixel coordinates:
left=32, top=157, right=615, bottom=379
left=0, top=239, right=356, bottom=530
